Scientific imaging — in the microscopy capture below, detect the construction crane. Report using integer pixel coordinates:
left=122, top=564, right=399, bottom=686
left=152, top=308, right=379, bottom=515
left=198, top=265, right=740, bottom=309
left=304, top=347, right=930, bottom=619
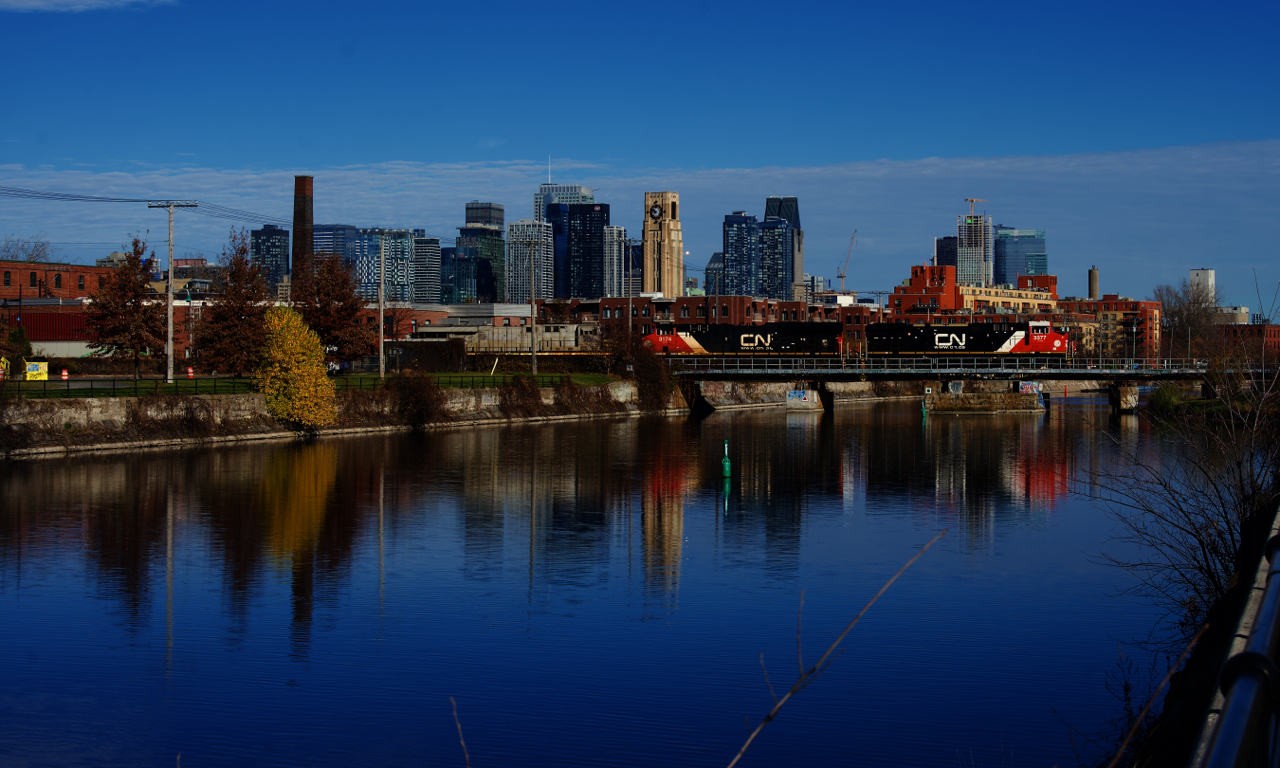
left=851, top=289, right=892, bottom=310
left=836, top=230, right=856, bottom=292
left=964, top=198, right=987, bottom=215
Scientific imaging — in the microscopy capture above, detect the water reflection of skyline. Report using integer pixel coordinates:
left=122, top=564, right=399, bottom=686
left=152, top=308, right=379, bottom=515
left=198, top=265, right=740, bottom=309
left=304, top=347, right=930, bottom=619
left=0, top=402, right=1119, bottom=631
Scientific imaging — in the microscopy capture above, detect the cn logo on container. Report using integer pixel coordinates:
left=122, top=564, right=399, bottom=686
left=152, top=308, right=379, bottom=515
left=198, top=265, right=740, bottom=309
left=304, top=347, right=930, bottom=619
left=934, top=333, right=966, bottom=349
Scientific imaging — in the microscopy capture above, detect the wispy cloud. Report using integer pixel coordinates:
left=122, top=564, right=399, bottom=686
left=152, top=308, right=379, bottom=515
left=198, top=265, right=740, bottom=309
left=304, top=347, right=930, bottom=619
left=0, top=0, right=174, bottom=11
left=1, top=140, right=1276, bottom=302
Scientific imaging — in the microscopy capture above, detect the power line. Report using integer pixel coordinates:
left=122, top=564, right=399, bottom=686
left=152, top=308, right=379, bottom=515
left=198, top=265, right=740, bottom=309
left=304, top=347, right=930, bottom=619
left=0, top=184, right=291, bottom=226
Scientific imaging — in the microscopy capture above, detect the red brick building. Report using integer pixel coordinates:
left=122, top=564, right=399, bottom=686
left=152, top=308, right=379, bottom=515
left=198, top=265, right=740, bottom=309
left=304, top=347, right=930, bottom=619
left=1057, top=294, right=1161, bottom=355
left=1, top=260, right=117, bottom=302
left=1218, top=323, right=1280, bottom=357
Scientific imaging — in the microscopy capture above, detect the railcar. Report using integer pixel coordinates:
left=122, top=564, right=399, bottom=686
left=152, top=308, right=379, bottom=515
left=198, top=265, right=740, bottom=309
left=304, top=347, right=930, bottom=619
left=641, top=320, right=1072, bottom=357
left=865, top=321, right=1071, bottom=356
left=643, top=322, right=842, bottom=355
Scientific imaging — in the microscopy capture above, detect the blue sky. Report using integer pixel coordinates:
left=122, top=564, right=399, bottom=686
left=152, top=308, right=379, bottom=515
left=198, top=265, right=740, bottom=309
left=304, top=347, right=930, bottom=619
left=1, top=0, right=1278, bottom=306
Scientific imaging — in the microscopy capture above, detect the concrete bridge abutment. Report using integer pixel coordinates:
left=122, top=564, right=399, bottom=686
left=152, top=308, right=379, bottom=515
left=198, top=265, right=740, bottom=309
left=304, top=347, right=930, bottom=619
left=1108, top=382, right=1140, bottom=413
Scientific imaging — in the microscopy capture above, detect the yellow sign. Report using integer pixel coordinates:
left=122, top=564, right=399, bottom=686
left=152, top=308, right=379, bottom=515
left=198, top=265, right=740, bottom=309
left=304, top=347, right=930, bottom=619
left=26, top=361, right=48, bottom=380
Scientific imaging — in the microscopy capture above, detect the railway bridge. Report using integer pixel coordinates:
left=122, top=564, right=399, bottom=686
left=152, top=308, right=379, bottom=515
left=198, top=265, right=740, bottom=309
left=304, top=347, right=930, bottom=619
left=668, top=356, right=1222, bottom=413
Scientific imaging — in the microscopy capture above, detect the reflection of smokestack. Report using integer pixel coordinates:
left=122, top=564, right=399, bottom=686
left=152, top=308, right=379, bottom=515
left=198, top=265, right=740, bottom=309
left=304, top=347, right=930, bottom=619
left=292, top=176, right=313, bottom=275
left=1088, top=265, right=1099, bottom=300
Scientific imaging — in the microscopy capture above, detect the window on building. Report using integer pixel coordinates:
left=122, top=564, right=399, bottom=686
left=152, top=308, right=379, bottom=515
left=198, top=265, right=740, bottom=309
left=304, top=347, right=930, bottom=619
left=696, top=306, right=705, bottom=318
left=30, top=272, right=37, bottom=288
left=680, top=305, right=689, bottom=318
left=503, top=318, right=511, bottom=327
left=722, top=305, right=729, bottom=317
left=2, top=271, right=8, bottom=287
left=98, top=276, right=105, bottom=288
left=78, top=275, right=85, bottom=290
left=642, top=324, right=650, bottom=334
left=632, top=306, right=638, bottom=317
left=603, top=308, right=611, bottom=319
left=54, top=274, right=62, bottom=289
left=710, top=305, right=717, bottom=317
left=642, top=306, right=650, bottom=317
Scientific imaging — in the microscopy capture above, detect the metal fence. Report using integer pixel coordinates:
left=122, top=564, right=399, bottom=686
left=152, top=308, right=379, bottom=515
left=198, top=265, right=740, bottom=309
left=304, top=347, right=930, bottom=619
left=0, top=376, right=256, bottom=398
left=1196, top=535, right=1280, bottom=767
left=670, top=356, right=1211, bottom=375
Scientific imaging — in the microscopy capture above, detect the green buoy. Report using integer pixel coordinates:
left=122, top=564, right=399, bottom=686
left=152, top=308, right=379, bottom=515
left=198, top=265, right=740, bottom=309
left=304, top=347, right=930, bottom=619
left=722, top=439, right=731, bottom=478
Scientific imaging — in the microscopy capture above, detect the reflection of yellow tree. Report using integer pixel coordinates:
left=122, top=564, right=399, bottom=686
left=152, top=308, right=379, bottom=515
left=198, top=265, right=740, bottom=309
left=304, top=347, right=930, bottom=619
left=259, top=442, right=340, bottom=564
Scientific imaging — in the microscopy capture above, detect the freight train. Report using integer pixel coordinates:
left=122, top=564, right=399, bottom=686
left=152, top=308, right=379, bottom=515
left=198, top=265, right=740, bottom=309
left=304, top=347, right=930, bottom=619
left=642, top=320, right=1072, bottom=356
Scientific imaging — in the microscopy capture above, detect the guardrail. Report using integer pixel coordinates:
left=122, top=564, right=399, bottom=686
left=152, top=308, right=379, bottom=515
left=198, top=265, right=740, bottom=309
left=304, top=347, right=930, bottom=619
left=1195, top=528, right=1280, bottom=768
left=668, top=356, right=1211, bottom=374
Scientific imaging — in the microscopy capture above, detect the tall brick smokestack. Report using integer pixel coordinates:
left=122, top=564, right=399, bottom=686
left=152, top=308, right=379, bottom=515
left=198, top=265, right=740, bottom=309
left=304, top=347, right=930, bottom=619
left=291, top=175, right=313, bottom=276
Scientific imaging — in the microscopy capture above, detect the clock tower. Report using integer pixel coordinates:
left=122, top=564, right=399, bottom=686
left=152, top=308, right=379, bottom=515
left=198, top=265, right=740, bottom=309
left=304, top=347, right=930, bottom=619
left=642, top=191, right=683, bottom=298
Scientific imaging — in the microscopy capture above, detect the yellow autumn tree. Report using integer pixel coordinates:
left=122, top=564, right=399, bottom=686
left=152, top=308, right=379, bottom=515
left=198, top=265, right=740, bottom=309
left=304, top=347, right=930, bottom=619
left=254, top=306, right=337, bottom=429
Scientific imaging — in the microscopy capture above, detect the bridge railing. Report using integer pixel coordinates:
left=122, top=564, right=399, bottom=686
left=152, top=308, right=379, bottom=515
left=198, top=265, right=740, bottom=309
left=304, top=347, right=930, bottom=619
left=1193, top=527, right=1280, bottom=768
left=669, top=356, right=1207, bottom=374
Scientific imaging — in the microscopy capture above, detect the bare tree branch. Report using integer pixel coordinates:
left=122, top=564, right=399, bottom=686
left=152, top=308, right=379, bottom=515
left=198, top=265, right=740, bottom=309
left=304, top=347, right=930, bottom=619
left=726, top=529, right=947, bottom=768
left=450, top=696, right=471, bottom=768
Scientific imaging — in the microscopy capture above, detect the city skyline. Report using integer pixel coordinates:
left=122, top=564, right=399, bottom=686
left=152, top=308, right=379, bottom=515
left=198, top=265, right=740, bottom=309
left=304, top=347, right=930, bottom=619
left=2, top=140, right=1276, bottom=306
left=2, top=1, right=1276, bottom=304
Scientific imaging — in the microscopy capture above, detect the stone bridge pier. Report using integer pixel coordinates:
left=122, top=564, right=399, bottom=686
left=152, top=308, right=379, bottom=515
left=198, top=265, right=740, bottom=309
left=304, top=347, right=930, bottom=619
left=1108, top=382, right=1140, bottom=413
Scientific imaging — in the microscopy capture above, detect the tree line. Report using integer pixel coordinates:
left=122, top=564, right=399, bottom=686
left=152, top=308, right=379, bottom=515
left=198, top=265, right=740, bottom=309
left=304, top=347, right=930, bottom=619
left=76, top=228, right=375, bottom=379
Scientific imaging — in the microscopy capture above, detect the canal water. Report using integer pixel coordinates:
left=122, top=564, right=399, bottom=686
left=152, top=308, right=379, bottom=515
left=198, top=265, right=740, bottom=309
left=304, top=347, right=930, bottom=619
left=0, top=398, right=1161, bottom=767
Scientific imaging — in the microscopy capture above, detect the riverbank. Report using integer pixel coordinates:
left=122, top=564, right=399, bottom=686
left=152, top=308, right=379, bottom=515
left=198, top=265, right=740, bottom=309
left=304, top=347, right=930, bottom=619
left=0, top=380, right=688, bottom=459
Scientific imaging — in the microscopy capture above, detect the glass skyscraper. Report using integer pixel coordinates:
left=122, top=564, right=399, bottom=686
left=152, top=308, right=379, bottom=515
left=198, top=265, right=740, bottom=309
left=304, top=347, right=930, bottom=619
left=457, top=202, right=505, bottom=301
left=533, top=184, right=595, bottom=222
left=705, top=252, right=726, bottom=296
left=722, top=212, right=761, bottom=297
left=759, top=218, right=795, bottom=300
left=764, top=196, right=803, bottom=298
left=933, top=236, right=957, bottom=268
left=249, top=224, right=290, bottom=291
left=411, top=230, right=441, bottom=304
left=354, top=229, right=415, bottom=303
left=440, top=251, right=495, bottom=305
left=993, top=226, right=1048, bottom=285
left=603, top=225, right=628, bottom=298
left=505, top=219, right=554, bottom=303
left=566, top=203, right=609, bottom=299
left=312, top=224, right=360, bottom=264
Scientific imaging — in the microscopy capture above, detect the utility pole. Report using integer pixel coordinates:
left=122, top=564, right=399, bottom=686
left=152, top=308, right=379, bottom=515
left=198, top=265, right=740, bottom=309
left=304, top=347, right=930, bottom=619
left=378, top=234, right=385, bottom=379
left=148, top=201, right=198, bottom=384
left=521, top=237, right=540, bottom=376
left=625, top=237, right=641, bottom=336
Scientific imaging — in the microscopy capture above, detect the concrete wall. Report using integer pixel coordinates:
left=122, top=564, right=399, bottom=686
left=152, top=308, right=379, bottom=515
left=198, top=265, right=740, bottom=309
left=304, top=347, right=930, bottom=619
left=4, top=381, right=657, bottom=434
left=5, top=393, right=269, bottom=429
left=697, top=381, right=792, bottom=410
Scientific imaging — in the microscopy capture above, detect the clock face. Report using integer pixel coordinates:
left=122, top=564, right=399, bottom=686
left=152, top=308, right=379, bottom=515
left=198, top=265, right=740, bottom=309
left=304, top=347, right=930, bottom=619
left=649, top=204, right=662, bottom=220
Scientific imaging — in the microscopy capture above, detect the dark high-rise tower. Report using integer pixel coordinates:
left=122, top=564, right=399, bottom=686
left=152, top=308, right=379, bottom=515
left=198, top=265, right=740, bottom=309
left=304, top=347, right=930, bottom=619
left=764, top=196, right=800, bottom=229
left=292, top=176, right=313, bottom=276
left=250, top=224, right=290, bottom=292
left=759, top=218, right=795, bottom=300
left=764, top=196, right=803, bottom=299
left=566, top=203, right=610, bottom=299
left=457, top=201, right=505, bottom=301
left=722, top=211, right=761, bottom=297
